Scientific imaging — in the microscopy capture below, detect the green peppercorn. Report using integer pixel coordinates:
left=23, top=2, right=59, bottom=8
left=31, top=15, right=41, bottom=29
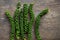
left=5, top=11, right=15, bottom=40
left=14, top=9, right=20, bottom=40
left=28, top=4, right=35, bottom=40
left=35, top=9, right=48, bottom=40
left=14, top=2, right=21, bottom=40
left=16, top=1, right=21, bottom=9
left=19, top=9, right=25, bottom=40
left=23, top=4, right=28, bottom=33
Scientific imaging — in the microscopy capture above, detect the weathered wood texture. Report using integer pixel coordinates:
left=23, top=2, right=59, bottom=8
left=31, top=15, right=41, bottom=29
left=0, top=0, right=60, bottom=40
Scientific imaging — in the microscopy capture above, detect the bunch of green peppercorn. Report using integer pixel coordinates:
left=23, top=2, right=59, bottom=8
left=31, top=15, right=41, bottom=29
left=5, top=1, right=48, bottom=40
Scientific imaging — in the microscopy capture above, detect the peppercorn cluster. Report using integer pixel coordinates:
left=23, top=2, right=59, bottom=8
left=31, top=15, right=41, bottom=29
left=5, top=1, right=48, bottom=40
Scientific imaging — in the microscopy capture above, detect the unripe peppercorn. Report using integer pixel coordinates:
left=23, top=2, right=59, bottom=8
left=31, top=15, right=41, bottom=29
left=5, top=11, right=15, bottom=40
left=35, top=9, right=48, bottom=40
left=28, top=4, right=35, bottom=40
left=19, top=9, right=25, bottom=40
left=14, top=2, right=21, bottom=40
left=23, top=4, right=28, bottom=33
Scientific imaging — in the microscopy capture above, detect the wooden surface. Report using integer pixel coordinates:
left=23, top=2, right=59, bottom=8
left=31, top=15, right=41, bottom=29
left=0, top=0, right=60, bottom=40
